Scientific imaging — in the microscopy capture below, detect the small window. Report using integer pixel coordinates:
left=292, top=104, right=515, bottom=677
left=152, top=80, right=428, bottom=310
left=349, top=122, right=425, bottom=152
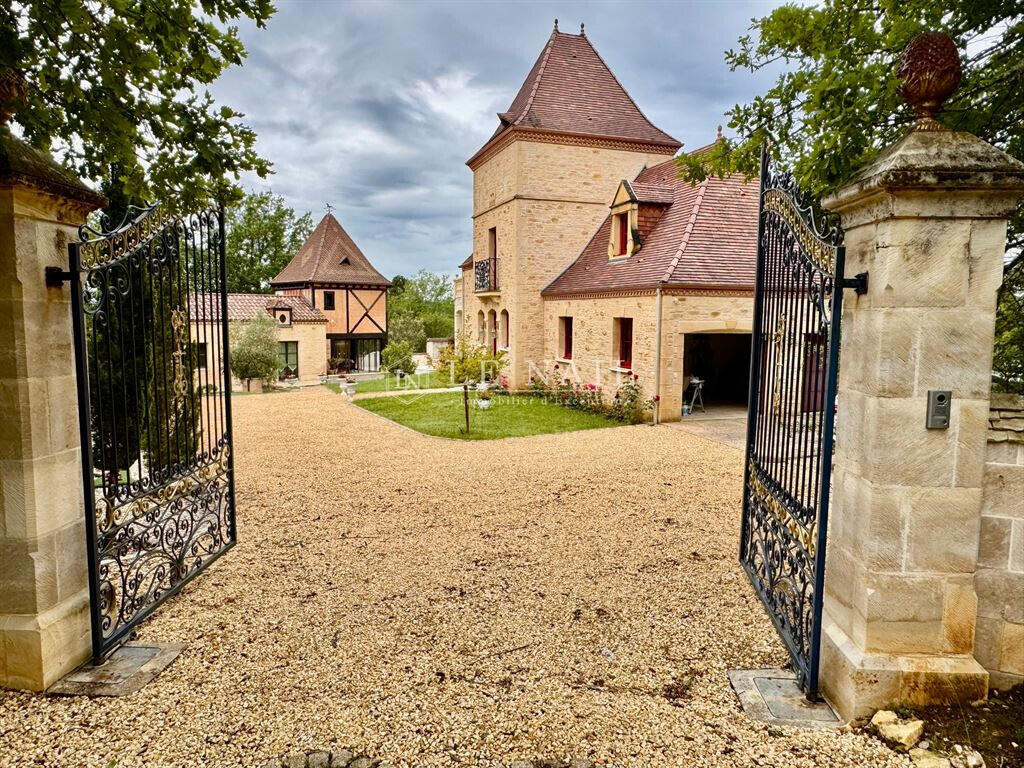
left=560, top=316, right=573, bottom=360
left=488, top=227, right=497, bottom=260
left=614, top=317, right=633, bottom=369
left=195, top=342, right=207, bottom=369
left=276, top=307, right=292, bottom=326
left=278, top=341, right=298, bottom=378
left=323, top=291, right=336, bottom=310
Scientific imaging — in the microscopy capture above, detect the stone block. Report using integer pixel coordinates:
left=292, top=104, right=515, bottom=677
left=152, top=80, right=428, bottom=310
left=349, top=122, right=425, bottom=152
left=986, top=440, right=1022, bottom=465
left=942, top=577, right=978, bottom=654
left=1011, top=519, right=1024, bottom=572
left=972, top=616, right=1000, bottom=670
left=905, top=487, right=981, bottom=573
left=863, top=398, right=957, bottom=487
left=871, top=219, right=972, bottom=308
left=976, top=568, right=1024, bottom=623
left=982, top=463, right=1024, bottom=518
left=914, top=309, right=997, bottom=400
left=1000, top=623, right=1024, bottom=675
left=953, top=399, right=992, bottom=489
left=977, top=516, right=1012, bottom=569
left=968, top=219, right=1012, bottom=307
left=848, top=309, right=919, bottom=398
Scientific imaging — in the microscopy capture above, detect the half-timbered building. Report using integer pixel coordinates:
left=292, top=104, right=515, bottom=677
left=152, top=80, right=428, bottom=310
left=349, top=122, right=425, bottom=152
left=272, top=212, right=390, bottom=373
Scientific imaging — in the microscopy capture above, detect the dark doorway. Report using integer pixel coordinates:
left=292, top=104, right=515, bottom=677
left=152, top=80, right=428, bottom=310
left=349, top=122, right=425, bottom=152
left=683, top=333, right=751, bottom=406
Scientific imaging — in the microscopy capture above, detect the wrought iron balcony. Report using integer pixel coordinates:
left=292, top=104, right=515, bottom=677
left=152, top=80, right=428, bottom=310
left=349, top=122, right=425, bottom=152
left=474, top=258, right=499, bottom=294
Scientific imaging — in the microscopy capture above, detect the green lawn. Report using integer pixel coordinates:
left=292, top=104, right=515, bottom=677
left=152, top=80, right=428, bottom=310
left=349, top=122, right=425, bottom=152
left=354, top=392, right=622, bottom=440
left=355, top=370, right=457, bottom=393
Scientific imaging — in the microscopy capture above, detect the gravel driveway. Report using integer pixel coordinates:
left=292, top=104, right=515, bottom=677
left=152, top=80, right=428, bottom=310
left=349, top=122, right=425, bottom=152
left=0, top=387, right=904, bottom=768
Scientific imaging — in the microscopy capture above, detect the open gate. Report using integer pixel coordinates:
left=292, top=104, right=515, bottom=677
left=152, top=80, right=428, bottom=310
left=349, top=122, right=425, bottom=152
left=740, top=148, right=861, bottom=696
left=66, top=204, right=236, bottom=663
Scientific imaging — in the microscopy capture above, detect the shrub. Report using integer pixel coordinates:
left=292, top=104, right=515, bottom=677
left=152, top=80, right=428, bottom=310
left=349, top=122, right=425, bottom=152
left=230, top=313, right=278, bottom=391
left=381, top=340, right=415, bottom=375
left=609, top=373, right=654, bottom=424
left=436, top=335, right=506, bottom=384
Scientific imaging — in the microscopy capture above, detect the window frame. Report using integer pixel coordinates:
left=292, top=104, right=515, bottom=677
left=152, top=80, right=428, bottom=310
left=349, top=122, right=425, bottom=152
left=616, top=213, right=629, bottom=256
left=560, top=316, right=573, bottom=360
left=278, top=340, right=299, bottom=377
left=323, top=291, right=336, bottom=311
left=195, top=342, right=208, bottom=370
left=615, top=317, right=633, bottom=370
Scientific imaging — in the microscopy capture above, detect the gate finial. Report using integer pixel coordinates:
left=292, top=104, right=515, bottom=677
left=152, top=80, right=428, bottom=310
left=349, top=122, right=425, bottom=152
left=897, top=31, right=961, bottom=132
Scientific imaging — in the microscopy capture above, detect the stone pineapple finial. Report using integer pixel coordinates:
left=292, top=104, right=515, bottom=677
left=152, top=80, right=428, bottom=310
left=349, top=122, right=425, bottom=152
left=0, top=69, right=27, bottom=127
left=897, top=31, right=962, bottom=131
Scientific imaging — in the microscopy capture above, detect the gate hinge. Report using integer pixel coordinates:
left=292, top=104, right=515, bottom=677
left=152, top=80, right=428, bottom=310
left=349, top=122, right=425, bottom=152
left=45, top=266, right=73, bottom=288
left=841, top=271, right=868, bottom=295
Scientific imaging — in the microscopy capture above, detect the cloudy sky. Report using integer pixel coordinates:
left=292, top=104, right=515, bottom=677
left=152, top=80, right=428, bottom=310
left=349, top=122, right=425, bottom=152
left=211, top=0, right=783, bottom=279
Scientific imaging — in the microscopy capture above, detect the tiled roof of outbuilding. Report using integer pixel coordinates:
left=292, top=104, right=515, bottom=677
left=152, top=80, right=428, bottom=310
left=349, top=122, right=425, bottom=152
left=468, top=28, right=681, bottom=166
left=272, top=213, right=390, bottom=287
left=542, top=151, right=759, bottom=296
left=188, top=293, right=326, bottom=323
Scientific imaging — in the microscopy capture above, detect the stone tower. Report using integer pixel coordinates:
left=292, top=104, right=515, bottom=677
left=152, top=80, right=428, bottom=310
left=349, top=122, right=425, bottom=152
left=456, top=23, right=681, bottom=387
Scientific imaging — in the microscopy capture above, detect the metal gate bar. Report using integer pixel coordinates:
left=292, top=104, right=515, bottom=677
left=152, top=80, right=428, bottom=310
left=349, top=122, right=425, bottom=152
left=740, top=146, right=846, bottom=697
left=68, top=205, right=236, bottom=663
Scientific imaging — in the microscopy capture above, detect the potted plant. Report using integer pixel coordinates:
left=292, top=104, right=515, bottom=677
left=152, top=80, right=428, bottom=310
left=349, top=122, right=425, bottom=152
left=344, top=376, right=357, bottom=396
left=477, top=390, right=492, bottom=410
left=476, top=379, right=489, bottom=392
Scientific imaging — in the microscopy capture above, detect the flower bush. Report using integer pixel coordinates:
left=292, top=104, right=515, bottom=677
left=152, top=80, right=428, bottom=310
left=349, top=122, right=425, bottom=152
left=527, top=367, right=653, bottom=424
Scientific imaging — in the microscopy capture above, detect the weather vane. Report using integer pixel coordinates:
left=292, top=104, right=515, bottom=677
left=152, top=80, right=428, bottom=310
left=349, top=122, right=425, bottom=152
left=325, top=202, right=335, bottom=215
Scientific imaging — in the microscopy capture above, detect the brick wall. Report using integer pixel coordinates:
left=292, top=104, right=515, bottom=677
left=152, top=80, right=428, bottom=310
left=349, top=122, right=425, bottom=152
left=976, top=392, right=1024, bottom=689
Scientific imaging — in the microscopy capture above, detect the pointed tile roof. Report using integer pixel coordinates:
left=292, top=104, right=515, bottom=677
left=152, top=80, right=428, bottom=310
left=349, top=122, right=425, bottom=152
left=542, top=149, right=759, bottom=296
left=271, top=213, right=391, bottom=287
left=467, top=28, right=681, bottom=167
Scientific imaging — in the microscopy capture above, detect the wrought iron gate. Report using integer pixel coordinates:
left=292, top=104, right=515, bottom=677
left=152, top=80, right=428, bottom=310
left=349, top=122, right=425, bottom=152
left=740, top=148, right=854, bottom=696
left=67, top=204, right=236, bottom=662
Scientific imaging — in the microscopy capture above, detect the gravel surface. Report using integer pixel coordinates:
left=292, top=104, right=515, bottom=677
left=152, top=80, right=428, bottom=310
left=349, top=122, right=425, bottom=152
left=0, top=388, right=906, bottom=768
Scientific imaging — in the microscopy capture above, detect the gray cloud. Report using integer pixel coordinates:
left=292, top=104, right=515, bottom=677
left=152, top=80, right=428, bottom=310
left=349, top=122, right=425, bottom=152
left=210, top=0, right=783, bottom=279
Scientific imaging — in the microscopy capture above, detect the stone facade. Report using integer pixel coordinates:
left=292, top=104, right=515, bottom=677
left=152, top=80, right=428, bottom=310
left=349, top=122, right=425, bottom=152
left=0, top=184, right=99, bottom=690
left=460, top=139, right=674, bottom=388
left=976, top=392, right=1024, bottom=689
left=541, top=290, right=753, bottom=420
left=819, top=127, right=1024, bottom=720
left=191, top=318, right=328, bottom=392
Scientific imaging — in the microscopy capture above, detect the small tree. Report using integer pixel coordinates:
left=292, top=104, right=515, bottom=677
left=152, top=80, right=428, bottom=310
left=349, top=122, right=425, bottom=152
left=436, top=335, right=506, bottom=385
left=230, top=313, right=278, bottom=391
left=381, top=340, right=415, bottom=376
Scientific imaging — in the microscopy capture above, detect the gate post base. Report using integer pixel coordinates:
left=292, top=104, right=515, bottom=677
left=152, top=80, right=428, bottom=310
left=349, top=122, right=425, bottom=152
left=0, top=591, right=91, bottom=691
left=820, top=616, right=989, bottom=722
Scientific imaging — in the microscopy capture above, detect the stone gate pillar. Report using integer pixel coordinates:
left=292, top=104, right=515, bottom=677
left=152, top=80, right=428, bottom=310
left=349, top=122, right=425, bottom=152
left=819, top=37, right=1024, bottom=720
left=0, top=77, right=105, bottom=689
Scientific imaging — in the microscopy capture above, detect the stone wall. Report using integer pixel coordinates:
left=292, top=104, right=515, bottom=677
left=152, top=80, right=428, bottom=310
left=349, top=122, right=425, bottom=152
left=465, top=138, right=673, bottom=388
left=976, top=392, right=1024, bottom=689
left=193, top=320, right=327, bottom=391
left=541, top=291, right=754, bottom=420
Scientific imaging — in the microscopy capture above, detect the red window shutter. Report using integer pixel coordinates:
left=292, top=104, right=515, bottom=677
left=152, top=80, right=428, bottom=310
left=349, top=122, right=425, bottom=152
left=618, top=215, right=628, bottom=255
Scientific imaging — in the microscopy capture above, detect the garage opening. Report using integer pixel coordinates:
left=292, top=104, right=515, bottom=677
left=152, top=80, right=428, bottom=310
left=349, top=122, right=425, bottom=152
left=682, top=333, right=751, bottom=412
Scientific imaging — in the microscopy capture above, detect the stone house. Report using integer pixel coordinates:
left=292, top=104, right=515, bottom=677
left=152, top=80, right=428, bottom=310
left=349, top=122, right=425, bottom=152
left=452, top=24, right=758, bottom=420
left=193, top=211, right=390, bottom=390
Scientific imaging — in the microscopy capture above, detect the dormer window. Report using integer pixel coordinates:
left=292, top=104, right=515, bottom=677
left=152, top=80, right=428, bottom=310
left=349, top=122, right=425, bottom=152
left=276, top=307, right=292, bottom=326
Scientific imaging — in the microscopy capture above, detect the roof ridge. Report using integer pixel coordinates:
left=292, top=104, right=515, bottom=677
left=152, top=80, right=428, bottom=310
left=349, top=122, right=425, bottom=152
left=583, top=32, right=674, bottom=148
left=515, top=31, right=557, bottom=126
left=660, top=178, right=709, bottom=284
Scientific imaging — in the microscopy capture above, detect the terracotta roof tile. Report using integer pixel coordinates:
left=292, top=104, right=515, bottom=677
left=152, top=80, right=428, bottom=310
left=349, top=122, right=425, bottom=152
left=188, top=293, right=326, bottom=323
left=542, top=152, right=759, bottom=296
left=271, top=213, right=390, bottom=287
left=470, top=30, right=681, bottom=163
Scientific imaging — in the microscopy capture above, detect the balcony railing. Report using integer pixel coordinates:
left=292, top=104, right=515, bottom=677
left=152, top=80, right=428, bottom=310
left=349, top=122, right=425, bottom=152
left=474, top=257, right=498, bottom=293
